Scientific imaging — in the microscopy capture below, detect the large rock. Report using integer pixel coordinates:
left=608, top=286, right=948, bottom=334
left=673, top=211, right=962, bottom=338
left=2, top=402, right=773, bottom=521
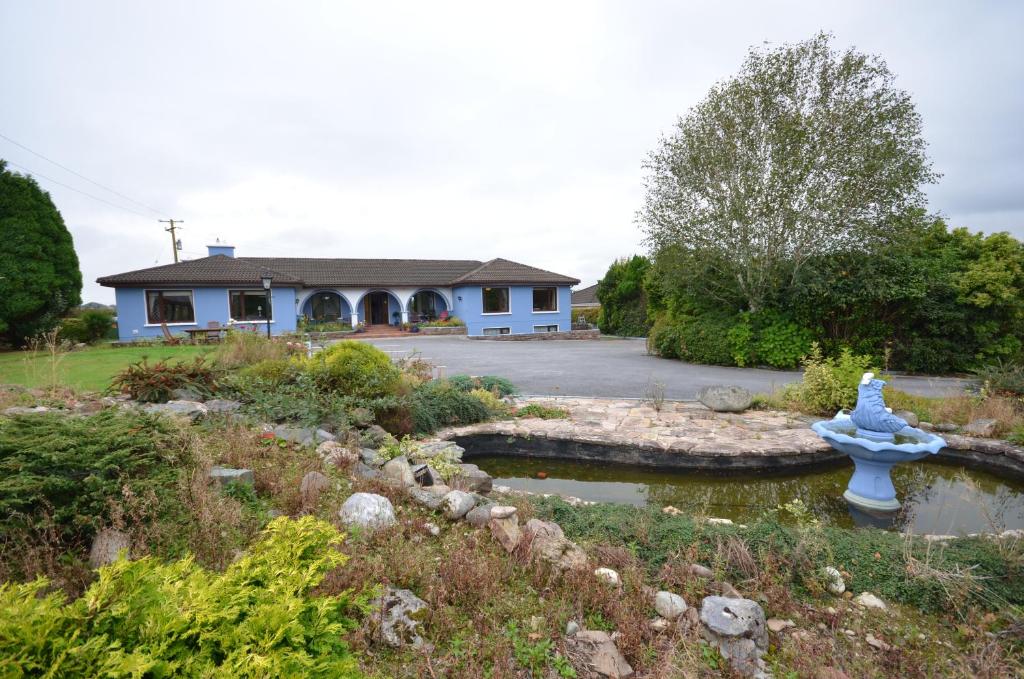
left=208, top=466, right=254, bottom=486
left=408, top=486, right=448, bottom=511
left=3, top=405, right=51, bottom=416
left=300, top=471, right=332, bottom=507
left=317, top=440, right=359, bottom=466
left=442, top=490, right=476, bottom=519
left=205, top=398, right=241, bottom=414
left=893, top=410, right=919, bottom=428
left=351, top=461, right=383, bottom=482
left=273, top=425, right=334, bottom=446
left=410, top=440, right=464, bottom=463
left=366, top=587, right=429, bottom=648
left=489, top=516, right=521, bottom=552
left=823, top=566, right=845, bottom=595
left=697, top=386, right=753, bottom=413
left=360, top=448, right=387, bottom=468
left=700, top=596, right=769, bottom=678
left=963, top=418, right=998, bottom=438
left=654, top=591, right=688, bottom=620
left=144, top=400, right=207, bottom=421
left=339, top=493, right=396, bottom=531
left=451, top=463, right=492, bottom=493
left=566, top=630, right=634, bottom=679
left=465, top=504, right=495, bottom=528
left=412, top=464, right=445, bottom=487
left=89, top=528, right=130, bottom=568
left=359, top=425, right=390, bottom=448
left=382, top=456, right=416, bottom=487
left=853, top=592, right=887, bottom=611
left=521, top=519, right=588, bottom=571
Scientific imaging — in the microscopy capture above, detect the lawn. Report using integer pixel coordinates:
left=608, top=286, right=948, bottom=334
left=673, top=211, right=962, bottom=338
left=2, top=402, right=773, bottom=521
left=0, top=344, right=211, bottom=392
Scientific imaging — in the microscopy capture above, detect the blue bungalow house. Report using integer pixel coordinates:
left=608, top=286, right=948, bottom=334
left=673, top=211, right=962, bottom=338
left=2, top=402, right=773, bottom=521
left=97, top=244, right=580, bottom=341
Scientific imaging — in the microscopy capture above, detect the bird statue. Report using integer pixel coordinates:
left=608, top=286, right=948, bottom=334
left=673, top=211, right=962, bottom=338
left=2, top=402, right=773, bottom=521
left=850, top=372, right=908, bottom=437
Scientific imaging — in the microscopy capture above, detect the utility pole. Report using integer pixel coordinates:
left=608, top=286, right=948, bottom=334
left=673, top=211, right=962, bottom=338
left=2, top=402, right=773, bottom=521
left=159, top=219, right=184, bottom=263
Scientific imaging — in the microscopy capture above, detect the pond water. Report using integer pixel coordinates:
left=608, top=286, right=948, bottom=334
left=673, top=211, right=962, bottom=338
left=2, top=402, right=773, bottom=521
left=472, top=455, right=1024, bottom=535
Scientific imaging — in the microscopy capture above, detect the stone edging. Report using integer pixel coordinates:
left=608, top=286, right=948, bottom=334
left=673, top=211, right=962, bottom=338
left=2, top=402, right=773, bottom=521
left=467, top=329, right=600, bottom=341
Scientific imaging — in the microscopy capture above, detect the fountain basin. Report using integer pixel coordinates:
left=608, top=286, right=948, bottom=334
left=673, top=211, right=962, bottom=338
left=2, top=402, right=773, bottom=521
left=812, top=415, right=946, bottom=512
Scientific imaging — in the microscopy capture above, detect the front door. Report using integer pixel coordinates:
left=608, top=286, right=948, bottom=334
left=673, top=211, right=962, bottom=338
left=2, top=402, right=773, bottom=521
left=364, top=291, right=390, bottom=325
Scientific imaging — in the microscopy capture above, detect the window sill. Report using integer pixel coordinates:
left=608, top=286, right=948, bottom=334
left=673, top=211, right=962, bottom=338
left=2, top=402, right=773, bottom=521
left=481, top=312, right=512, bottom=316
left=144, top=322, right=197, bottom=327
left=532, top=310, right=560, bottom=314
left=230, top=320, right=275, bottom=324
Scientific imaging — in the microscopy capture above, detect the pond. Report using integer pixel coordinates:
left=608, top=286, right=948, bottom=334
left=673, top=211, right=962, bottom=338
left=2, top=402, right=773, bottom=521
left=472, top=455, right=1024, bottom=535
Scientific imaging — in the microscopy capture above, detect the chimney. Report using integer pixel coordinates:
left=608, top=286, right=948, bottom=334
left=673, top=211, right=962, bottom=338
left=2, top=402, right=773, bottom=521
left=207, top=240, right=235, bottom=258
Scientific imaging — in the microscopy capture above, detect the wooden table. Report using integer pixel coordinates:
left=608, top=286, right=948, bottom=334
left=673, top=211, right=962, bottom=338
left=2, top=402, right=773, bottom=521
left=184, top=328, right=222, bottom=343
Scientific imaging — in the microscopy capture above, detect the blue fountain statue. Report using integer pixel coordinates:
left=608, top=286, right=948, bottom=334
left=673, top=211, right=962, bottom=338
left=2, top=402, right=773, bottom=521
left=812, top=373, right=946, bottom=513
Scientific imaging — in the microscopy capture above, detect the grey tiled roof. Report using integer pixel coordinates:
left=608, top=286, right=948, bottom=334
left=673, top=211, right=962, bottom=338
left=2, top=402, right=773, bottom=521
left=571, top=284, right=599, bottom=306
left=97, top=256, right=579, bottom=288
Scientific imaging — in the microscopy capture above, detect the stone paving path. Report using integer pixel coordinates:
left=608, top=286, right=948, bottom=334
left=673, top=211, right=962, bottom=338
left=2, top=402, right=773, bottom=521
left=440, top=397, right=1024, bottom=470
left=442, top=397, right=831, bottom=458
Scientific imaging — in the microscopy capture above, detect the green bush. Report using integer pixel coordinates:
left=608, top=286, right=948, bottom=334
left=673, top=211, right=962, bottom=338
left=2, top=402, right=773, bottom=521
left=515, top=404, right=569, bottom=419
left=446, top=374, right=518, bottom=398
left=212, top=331, right=294, bottom=369
left=301, top=340, right=401, bottom=399
left=572, top=307, right=600, bottom=327
left=111, top=357, right=222, bottom=403
left=754, top=313, right=813, bottom=369
left=410, top=379, right=492, bottom=434
left=779, top=345, right=875, bottom=414
left=419, top=316, right=465, bottom=327
left=237, top=358, right=297, bottom=386
left=0, top=410, right=181, bottom=547
left=0, top=517, right=363, bottom=677
left=677, top=314, right=735, bottom=365
left=228, top=373, right=357, bottom=431
left=974, top=360, right=1024, bottom=397
left=597, top=255, right=651, bottom=336
left=468, top=388, right=510, bottom=416
left=647, top=314, right=683, bottom=359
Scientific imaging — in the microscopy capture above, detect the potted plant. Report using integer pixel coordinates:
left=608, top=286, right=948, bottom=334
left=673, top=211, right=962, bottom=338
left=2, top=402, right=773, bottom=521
left=410, top=323, right=420, bottom=333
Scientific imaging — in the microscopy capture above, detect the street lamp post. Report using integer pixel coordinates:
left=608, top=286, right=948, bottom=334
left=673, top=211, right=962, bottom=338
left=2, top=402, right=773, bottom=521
left=261, top=275, right=273, bottom=339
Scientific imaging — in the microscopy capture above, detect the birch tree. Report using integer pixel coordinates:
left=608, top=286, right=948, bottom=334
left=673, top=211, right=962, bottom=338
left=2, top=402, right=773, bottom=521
left=640, top=33, right=937, bottom=312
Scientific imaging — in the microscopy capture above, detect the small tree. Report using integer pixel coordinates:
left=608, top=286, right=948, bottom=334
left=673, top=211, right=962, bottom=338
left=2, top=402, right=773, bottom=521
left=597, top=255, right=651, bottom=336
left=640, top=33, right=937, bottom=312
left=0, top=160, right=82, bottom=345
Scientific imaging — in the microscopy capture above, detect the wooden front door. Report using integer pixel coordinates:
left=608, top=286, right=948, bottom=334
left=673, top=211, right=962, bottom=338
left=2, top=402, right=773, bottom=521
left=364, top=291, right=390, bottom=325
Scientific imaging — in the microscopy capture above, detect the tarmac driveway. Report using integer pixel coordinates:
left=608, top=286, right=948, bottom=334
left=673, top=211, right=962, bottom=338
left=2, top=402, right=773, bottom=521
left=363, top=336, right=969, bottom=400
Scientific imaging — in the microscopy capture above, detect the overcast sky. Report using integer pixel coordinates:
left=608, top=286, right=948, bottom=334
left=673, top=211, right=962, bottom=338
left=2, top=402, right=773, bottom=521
left=1, top=1, right=1022, bottom=304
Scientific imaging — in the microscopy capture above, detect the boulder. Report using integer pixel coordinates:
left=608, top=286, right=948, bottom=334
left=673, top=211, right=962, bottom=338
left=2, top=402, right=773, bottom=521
left=408, top=487, right=448, bottom=511
left=273, top=425, right=332, bottom=446
left=339, top=492, right=396, bottom=531
left=933, top=422, right=958, bottom=433
left=144, top=400, right=207, bottom=421
left=299, top=471, right=331, bottom=507
left=451, top=463, right=492, bottom=493
left=853, top=592, right=887, bottom=611
left=442, top=490, right=476, bottom=519
left=360, top=448, right=387, bottom=467
left=423, top=522, right=441, bottom=537
left=208, top=466, right=254, bottom=487
left=565, top=620, right=581, bottom=636
left=465, top=504, right=494, bottom=528
left=489, top=516, right=522, bottom=552
left=490, top=505, right=517, bottom=520
left=351, top=461, right=383, bottom=481
left=382, top=456, right=416, bottom=487
left=170, top=387, right=204, bottom=401
left=767, top=618, right=795, bottom=633
left=205, top=398, right=241, bottom=413
left=697, top=385, right=753, bottom=413
left=594, top=567, right=621, bottom=587
left=689, top=563, right=715, bottom=579
left=317, top=440, right=359, bottom=466
left=89, top=528, right=130, bottom=568
left=893, top=410, right=919, bottom=428
left=963, top=418, right=998, bottom=438
left=823, top=566, right=845, bottom=595
left=366, top=587, right=429, bottom=648
left=410, top=440, right=465, bottom=463
left=521, top=519, right=588, bottom=571
left=700, top=596, right=769, bottom=678
left=3, top=406, right=51, bottom=416
left=359, top=425, right=390, bottom=448
left=654, top=591, right=688, bottom=620
left=566, top=630, right=634, bottom=679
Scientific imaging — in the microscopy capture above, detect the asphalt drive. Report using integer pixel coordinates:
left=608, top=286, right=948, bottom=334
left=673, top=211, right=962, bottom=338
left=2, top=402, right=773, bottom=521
left=363, top=335, right=969, bottom=400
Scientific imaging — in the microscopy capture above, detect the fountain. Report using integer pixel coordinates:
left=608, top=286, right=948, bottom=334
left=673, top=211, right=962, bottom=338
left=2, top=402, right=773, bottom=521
left=811, top=373, right=947, bottom=513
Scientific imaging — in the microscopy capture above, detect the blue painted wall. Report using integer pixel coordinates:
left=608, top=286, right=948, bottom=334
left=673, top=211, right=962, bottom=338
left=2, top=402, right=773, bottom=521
left=451, top=285, right=572, bottom=336
left=114, top=286, right=297, bottom=341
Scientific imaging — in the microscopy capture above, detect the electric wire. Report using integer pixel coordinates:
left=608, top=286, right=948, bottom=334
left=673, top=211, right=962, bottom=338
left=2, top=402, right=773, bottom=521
left=0, top=131, right=169, bottom=217
left=4, top=160, right=154, bottom=219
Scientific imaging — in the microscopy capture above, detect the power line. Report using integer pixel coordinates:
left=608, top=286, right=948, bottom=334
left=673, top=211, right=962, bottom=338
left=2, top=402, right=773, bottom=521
left=4, top=160, right=154, bottom=219
left=0, top=131, right=168, bottom=217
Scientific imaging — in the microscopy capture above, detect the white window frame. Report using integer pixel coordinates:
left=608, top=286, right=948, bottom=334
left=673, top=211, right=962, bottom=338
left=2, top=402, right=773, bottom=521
left=143, top=289, right=196, bottom=326
left=532, top=286, right=559, bottom=314
left=482, top=327, right=511, bottom=336
left=533, top=324, right=559, bottom=333
left=227, top=289, right=275, bottom=324
left=481, top=286, right=511, bottom=315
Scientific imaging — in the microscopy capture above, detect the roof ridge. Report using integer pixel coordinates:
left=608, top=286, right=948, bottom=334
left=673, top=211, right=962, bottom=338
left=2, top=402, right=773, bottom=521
left=448, top=258, right=498, bottom=285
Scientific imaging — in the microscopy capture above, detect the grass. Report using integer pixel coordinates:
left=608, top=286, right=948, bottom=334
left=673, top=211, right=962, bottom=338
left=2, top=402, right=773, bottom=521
left=0, top=344, right=209, bottom=392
